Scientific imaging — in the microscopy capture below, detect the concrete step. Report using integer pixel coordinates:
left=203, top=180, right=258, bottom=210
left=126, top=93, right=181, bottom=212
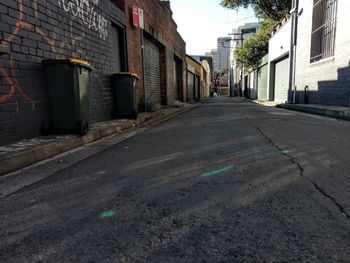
left=278, top=104, right=350, bottom=121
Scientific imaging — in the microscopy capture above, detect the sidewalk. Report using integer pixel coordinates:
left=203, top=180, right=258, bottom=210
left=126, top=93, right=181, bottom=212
left=251, top=99, right=280, bottom=107
left=0, top=104, right=195, bottom=176
left=277, top=103, right=350, bottom=121
left=252, top=99, right=350, bottom=121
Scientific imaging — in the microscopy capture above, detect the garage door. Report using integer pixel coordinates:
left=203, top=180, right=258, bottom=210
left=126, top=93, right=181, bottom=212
left=195, top=75, right=200, bottom=99
left=144, top=37, right=161, bottom=105
left=274, top=56, right=289, bottom=103
left=257, top=63, right=268, bottom=100
left=187, top=71, right=195, bottom=101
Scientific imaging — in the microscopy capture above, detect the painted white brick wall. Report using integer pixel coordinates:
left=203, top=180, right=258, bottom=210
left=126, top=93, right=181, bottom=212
left=267, top=19, right=292, bottom=100
left=295, top=0, right=350, bottom=106
left=269, top=20, right=292, bottom=62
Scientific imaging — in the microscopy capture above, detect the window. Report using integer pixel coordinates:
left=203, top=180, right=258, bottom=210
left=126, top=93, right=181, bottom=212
left=111, top=0, right=125, bottom=10
left=310, top=0, right=337, bottom=63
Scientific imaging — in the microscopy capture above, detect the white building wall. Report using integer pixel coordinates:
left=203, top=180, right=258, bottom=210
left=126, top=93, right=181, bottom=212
left=295, top=0, right=350, bottom=106
left=249, top=71, right=257, bottom=99
left=201, top=60, right=211, bottom=98
left=267, top=19, right=292, bottom=100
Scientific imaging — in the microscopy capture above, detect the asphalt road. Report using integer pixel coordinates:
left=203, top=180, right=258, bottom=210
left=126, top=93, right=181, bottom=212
left=1, top=97, right=350, bottom=262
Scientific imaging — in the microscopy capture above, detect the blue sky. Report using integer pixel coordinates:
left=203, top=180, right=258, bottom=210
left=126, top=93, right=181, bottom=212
left=170, top=0, right=257, bottom=55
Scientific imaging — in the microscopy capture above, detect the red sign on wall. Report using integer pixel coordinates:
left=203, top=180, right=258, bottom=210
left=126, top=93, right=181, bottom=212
left=133, top=5, right=139, bottom=28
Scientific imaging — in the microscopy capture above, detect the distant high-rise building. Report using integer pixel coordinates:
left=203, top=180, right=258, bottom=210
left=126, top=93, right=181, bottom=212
left=217, top=37, right=232, bottom=72
left=229, top=22, right=260, bottom=96
left=210, top=49, right=219, bottom=72
left=204, top=22, right=259, bottom=95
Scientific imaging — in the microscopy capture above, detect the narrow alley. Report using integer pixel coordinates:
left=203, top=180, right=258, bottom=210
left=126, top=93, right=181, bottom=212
left=1, top=97, right=349, bottom=262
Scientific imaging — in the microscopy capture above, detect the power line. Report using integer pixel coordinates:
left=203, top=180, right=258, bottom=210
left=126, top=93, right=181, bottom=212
left=225, top=15, right=255, bottom=24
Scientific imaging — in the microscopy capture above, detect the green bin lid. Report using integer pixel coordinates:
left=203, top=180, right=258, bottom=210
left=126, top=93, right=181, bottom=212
left=112, top=72, right=139, bottom=79
left=42, top=59, right=93, bottom=71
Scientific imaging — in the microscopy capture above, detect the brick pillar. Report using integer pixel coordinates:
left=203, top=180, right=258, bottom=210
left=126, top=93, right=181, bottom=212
left=177, top=59, right=184, bottom=102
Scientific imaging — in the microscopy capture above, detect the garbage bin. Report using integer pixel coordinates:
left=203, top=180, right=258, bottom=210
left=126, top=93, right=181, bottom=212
left=42, top=59, right=93, bottom=135
left=111, top=72, right=139, bottom=119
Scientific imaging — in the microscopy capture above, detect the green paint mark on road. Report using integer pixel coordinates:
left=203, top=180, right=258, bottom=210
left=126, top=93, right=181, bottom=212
left=201, top=165, right=234, bottom=177
left=99, top=209, right=115, bottom=219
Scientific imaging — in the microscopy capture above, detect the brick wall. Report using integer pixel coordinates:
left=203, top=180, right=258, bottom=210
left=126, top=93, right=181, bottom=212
left=0, top=0, right=126, bottom=145
left=124, top=0, right=186, bottom=108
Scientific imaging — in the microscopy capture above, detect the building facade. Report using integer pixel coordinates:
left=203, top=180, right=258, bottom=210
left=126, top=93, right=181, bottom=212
left=294, top=0, right=350, bottom=106
left=0, top=0, right=126, bottom=144
left=267, top=19, right=292, bottom=103
left=208, top=49, right=219, bottom=73
left=262, top=0, right=349, bottom=107
left=188, top=55, right=213, bottom=97
left=0, top=0, right=186, bottom=145
left=229, top=23, right=259, bottom=97
left=216, top=37, right=232, bottom=73
left=125, top=0, right=187, bottom=109
left=186, top=55, right=206, bottom=101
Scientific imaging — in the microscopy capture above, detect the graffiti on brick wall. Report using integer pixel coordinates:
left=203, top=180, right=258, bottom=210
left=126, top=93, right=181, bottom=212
left=0, top=0, right=46, bottom=105
left=0, top=56, right=45, bottom=104
left=57, top=0, right=108, bottom=40
left=0, top=0, right=107, bottom=105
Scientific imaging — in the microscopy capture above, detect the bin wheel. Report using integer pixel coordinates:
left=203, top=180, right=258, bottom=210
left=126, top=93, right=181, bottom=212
left=78, top=120, right=89, bottom=135
left=42, top=120, right=53, bottom=135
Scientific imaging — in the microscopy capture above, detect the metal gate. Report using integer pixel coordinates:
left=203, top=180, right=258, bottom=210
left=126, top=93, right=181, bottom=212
left=144, top=37, right=161, bottom=105
left=274, top=56, right=289, bottom=103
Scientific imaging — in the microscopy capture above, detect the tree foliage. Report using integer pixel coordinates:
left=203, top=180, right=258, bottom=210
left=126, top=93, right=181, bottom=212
left=220, top=0, right=292, bottom=21
left=234, top=19, right=276, bottom=70
left=221, top=0, right=292, bottom=70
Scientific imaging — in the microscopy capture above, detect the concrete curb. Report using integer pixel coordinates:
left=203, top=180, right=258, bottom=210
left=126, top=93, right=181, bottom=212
left=0, top=105, right=195, bottom=176
left=277, top=104, right=350, bottom=121
left=251, top=100, right=280, bottom=107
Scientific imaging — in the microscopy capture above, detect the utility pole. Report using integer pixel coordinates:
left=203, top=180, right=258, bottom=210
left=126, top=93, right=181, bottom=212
left=289, top=0, right=300, bottom=104
left=228, top=32, right=244, bottom=97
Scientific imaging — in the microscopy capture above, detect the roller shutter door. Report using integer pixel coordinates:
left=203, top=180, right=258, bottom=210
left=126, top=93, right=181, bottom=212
left=257, top=64, right=268, bottom=100
left=144, top=38, right=161, bottom=105
left=187, top=71, right=195, bottom=101
left=195, top=75, right=200, bottom=99
left=274, top=56, right=289, bottom=103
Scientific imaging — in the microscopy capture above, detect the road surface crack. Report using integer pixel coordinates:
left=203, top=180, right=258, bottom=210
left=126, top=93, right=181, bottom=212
left=255, top=126, right=350, bottom=221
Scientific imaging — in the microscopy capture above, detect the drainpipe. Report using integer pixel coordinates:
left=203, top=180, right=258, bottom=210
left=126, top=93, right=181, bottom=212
left=289, top=0, right=299, bottom=104
left=140, top=29, right=147, bottom=112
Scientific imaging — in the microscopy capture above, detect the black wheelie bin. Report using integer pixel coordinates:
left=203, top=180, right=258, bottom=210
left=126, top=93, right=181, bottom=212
left=111, top=72, right=139, bottom=119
